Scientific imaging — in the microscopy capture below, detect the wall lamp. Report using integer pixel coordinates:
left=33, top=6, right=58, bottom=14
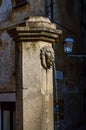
left=63, top=36, right=86, bottom=58
left=64, top=37, right=74, bottom=54
left=46, top=0, right=86, bottom=59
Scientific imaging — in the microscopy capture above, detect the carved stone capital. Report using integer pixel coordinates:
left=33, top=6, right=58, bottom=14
left=8, top=16, right=62, bottom=43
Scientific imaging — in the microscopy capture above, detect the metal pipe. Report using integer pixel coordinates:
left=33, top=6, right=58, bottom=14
left=50, top=0, right=53, bottom=21
left=45, top=0, right=48, bottom=17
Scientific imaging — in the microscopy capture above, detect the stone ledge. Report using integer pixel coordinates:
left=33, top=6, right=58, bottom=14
left=0, top=85, right=16, bottom=92
left=8, top=16, right=62, bottom=43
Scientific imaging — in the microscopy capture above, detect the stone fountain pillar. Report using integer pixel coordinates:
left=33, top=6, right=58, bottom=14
left=8, top=16, right=62, bottom=130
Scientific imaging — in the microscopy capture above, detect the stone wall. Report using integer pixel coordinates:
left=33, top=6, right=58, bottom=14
left=0, top=31, right=15, bottom=91
left=0, top=0, right=45, bottom=30
left=0, top=0, right=45, bottom=91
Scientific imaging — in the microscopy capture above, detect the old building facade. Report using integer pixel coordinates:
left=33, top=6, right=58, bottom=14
left=0, top=0, right=86, bottom=130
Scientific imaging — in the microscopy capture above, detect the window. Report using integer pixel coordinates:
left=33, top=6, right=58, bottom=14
left=3, top=111, right=10, bottom=130
left=15, top=0, right=27, bottom=7
left=1, top=102, right=15, bottom=130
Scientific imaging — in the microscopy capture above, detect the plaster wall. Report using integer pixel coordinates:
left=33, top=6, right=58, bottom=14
left=0, top=31, right=15, bottom=91
left=0, top=0, right=45, bottom=29
left=0, top=0, right=45, bottom=91
left=0, top=0, right=12, bottom=23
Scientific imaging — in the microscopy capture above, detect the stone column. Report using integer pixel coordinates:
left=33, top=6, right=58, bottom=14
left=8, top=16, right=62, bottom=130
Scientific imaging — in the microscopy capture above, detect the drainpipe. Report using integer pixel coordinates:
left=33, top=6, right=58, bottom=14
left=50, top=0, right=53, bottom=22
left=45, top=0, right=54, bottom=22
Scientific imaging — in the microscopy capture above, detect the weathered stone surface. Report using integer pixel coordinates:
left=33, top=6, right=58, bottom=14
left=22, top=41, right=54, bottom=130
left=8, top=16, right=61, bottom=130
